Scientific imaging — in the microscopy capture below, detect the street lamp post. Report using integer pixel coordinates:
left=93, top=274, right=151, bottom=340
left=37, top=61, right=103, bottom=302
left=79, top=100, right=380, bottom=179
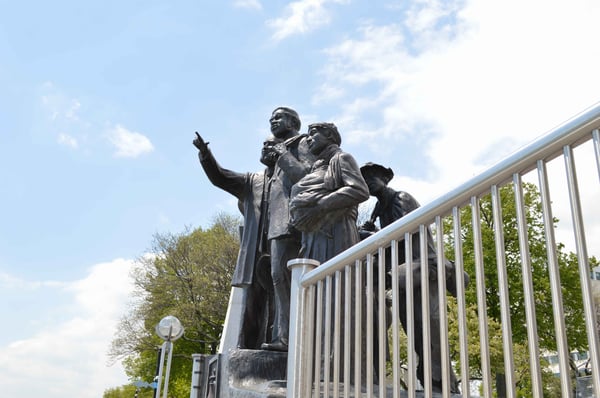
left=155, top=316, right=184, bottom=398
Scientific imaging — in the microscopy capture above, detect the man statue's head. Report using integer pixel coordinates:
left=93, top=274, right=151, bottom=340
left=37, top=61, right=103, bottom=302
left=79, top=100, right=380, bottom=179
left=360, top=162, right=394, bottom=196
left=306, top=122, right=341, bottom=155
left=260, top=136, right=282, bottom=168
left=270, top=107, right=301, bottom=139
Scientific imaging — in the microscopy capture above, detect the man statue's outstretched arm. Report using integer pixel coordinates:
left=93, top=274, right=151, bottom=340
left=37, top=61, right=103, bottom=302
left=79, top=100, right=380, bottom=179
left=193, top=132, right=210, bottom=159
left=193, top=132, right=246, bottom=199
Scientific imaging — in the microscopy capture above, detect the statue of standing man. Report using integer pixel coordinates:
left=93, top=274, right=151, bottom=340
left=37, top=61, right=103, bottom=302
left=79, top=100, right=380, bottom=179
left=193, top=107, right=313, bottom=353
left=193, top=132, right=285, bottom=348
left=260, top=107, right=314, bottom=351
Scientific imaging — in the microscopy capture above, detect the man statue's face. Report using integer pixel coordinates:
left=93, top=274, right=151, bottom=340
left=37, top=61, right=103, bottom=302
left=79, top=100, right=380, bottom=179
left=260, top=138, right=281, bottom=167
left=363, top=173, right=388, bottom=195
left=269, top=109, right=291, bottom=138
left=306, top=127, right=329, bottom=155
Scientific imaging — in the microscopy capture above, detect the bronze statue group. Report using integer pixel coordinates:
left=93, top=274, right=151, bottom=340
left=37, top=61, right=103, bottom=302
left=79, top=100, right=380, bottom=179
left=194, top=107, right=467, bottom=394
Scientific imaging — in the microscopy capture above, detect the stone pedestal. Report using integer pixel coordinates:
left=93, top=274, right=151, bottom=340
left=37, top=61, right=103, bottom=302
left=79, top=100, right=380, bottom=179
left=227, top=349, right=288, bottom=398
left=213, top=287, right=290, bottom=398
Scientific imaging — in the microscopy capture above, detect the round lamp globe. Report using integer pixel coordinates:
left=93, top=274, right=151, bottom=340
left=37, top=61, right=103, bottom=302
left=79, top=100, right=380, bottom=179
left=155, top=315, right=184, bottom=341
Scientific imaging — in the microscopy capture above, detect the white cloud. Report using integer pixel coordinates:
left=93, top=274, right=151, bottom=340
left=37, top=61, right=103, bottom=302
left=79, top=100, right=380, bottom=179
left=107, top=124, right=155, bottom=158
left=317, top=0, right=600, bottom=193
left=0, top=259, right=136, bottom=398
left=267, top=0, right=349, bottom=42
left=40, top=83, right=82, bottom=123
left=57, top=132, right=79, bottom=149
left=0, top=272, right=65, bottom=290
left=312, top=0, right=600, bottom=259
left=406, top=0, right=450, bottom=31
left=40, top=83, right=155, bottom=159
left=39, top=83, right=91, bottom=153
left=233, top=0, right=262, bottom=10
left=65, top=99, right=81, bottom=121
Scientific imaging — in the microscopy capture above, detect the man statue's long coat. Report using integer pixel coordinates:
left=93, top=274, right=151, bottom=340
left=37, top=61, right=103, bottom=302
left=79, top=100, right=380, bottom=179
left=199, top=149, right=267, bottom=287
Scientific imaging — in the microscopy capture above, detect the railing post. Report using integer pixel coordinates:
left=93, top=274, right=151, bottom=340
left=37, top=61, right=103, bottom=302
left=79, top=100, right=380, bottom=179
left=287, top=258, right=319, bottom=398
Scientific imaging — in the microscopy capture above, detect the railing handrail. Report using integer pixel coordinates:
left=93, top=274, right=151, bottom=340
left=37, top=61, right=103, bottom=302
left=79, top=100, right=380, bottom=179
left=299, top=101, right=600, bottom=288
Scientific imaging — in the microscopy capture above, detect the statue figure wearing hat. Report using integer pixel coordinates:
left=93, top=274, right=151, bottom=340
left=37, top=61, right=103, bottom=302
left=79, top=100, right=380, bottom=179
left=359, top=162, right=467, bottom=394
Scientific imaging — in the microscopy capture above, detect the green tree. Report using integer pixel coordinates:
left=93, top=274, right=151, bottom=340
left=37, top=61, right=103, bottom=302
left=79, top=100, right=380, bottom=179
left=103, top=384, right=138, bottom=398
left=444, top=182, right=597, bottom=395
left=107, top=213, right=241, bottom=397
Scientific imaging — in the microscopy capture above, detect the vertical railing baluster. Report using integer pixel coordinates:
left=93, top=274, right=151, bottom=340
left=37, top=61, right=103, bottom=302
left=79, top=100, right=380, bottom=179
left=471, top=195, right=492, bottom=398
left=406, top=233, right=416, bottom=398
left=354, top=259, right=363, bottom=396
left=420, top=224, right=432, bottom=396
left=564, top=144, right=600, bottom=396
left=303, top=284, right=316, bottom=397
left=537, top=159, right=571, bottom=396
left=452, top=208, right=470, bottom=397
left=513, top=174, right=543, bottom=397
left=333, top=270, right=342, bottom=398
left=324, top=274, right=332, bottom=398
left=314, top=279, right=324, bottom=397
left=436, top=216, right=451, bottom=398
left=378, top=246, right=387, bottom=394
left=366, top=252, right=375, bottom=396
left=344, top=265, right=351, bottom=398
left=491, top=184, right=516, bottom=398
left=390, top=240, right=401, bottom=398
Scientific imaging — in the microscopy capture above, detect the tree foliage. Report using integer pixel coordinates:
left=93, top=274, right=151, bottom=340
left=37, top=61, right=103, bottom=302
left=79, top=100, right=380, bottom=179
left=106, top=213, right=241, bottom=397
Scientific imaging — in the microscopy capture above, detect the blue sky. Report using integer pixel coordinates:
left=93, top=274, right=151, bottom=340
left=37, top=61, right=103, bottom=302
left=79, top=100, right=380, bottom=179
left=1, top=0, right=600, bottom=396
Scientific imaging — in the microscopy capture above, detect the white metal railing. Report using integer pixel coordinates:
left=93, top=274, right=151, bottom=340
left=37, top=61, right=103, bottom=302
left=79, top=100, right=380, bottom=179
left=287, top=102, right=600, bottom=397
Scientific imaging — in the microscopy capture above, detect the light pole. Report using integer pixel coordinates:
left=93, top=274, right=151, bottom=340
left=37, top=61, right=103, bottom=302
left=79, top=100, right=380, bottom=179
left=155, top=315, right=184, bottom=398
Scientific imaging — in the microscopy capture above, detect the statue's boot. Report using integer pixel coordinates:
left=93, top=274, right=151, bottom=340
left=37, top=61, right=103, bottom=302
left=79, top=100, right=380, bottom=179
left=261, top=339, right=288, bottom=352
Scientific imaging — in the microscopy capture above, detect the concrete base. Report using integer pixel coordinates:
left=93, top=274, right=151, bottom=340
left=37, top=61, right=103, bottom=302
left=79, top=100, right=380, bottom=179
left=227, top=349, right=287, bottom=398
left=229, top=349, right=287, bottom=385
left=228, top=379, right=467, bottom=398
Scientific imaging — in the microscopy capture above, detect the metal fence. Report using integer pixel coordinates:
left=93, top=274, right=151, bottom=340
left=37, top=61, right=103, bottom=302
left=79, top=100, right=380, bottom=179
left=287, top=102, right=600, bottom=398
